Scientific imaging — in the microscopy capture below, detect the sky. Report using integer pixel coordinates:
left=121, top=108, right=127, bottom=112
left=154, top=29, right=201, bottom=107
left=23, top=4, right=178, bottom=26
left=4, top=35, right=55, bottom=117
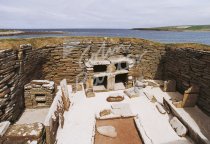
left=0, top=0, right=210, bottom=29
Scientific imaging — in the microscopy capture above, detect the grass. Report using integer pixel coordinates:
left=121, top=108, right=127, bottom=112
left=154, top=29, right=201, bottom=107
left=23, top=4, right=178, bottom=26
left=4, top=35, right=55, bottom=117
left=0, top=36, right=163, bottom=50
left=0, top=37, right=65, bottom=50
left=133, top=25, right=210, bottom=32
left=0, top=36, right=209, bottom=51
left=0, top=30, right=12, bottom=32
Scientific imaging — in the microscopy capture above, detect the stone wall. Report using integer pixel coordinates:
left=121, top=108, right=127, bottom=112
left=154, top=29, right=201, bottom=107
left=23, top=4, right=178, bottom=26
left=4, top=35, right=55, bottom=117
left=42, top=37, right=165, bottom=85
left=164, top=44, right=210, bottom=115
left=0, top=45, right=52, bottom=122
left=1, top=37, right=210, bottom=122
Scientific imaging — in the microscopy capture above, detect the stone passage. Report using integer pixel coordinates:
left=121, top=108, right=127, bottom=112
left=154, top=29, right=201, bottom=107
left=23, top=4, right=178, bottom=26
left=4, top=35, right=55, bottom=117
left=24, top=80, right=55, bottom=108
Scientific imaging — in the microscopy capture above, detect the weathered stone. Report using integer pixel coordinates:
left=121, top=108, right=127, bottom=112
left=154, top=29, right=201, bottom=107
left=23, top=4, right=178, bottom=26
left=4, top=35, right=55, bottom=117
left=2, top=123, right=45, bottom=144
left=86, top=90, right=95, bottom=97
left=97, top=126, right=117, bottom=138
left=0, top=121, right=10, bottom=137
left=99, top=109, right=112, bottom=117
left=124, top=87, right=139, bottom=98
left=60, top=79, right=70, bottom=111
left=169, top=117, right=187, bottom=137
left=106, top=95, right=124, bottom=102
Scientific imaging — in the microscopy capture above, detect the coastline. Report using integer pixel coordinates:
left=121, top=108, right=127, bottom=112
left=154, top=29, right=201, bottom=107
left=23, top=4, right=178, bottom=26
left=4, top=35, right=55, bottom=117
left=0, top=30, right=65, bottom=36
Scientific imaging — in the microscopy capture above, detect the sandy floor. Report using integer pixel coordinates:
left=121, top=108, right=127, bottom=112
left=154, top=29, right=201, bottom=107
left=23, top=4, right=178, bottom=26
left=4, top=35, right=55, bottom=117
left=16, top=108, right=49, bottom=124
left=95, top=118, right=142, bottom=144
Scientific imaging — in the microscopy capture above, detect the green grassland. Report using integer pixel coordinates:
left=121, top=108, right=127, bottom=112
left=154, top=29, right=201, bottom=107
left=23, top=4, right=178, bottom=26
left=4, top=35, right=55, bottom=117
left=133, top=25, right=210, bottom=32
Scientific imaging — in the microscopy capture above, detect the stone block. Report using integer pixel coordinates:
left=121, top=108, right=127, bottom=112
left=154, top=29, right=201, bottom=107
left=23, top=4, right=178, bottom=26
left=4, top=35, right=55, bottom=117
left=1, top=123, right=45, bottom=144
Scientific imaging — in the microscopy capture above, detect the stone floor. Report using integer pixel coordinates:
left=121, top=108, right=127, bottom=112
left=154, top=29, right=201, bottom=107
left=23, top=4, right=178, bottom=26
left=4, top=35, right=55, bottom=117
left=56, top=85, right=194, bottom=144
left=16, top=108, right=49, bottom=124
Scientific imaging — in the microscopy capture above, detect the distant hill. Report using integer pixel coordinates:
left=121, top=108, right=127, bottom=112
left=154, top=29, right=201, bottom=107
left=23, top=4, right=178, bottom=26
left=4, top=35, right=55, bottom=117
left=133, top=25, right=210, bottom=32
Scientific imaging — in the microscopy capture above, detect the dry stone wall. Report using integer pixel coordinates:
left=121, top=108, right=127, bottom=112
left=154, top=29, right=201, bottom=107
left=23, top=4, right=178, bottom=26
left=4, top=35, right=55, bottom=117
left=164, top=45, right=210, bottom=115
left=0, top=45, right=52, bottom=122
left=1, top=37, right=210, bottom=122
left=42, top=38, right=165, bottom=84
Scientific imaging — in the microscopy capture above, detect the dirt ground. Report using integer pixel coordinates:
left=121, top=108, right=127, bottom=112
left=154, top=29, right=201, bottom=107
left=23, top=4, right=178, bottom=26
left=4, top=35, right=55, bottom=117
left=94, top=118, right=143, bottom=144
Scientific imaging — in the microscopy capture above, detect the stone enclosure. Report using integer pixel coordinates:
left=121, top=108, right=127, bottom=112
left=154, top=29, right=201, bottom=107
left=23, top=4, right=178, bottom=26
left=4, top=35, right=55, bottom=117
left=0, top=37, right=210, bottom=143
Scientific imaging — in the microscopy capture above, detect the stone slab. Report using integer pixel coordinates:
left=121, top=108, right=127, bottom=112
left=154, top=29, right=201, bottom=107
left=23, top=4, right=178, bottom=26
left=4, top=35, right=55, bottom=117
left=0, top=121, right=10, bottom=137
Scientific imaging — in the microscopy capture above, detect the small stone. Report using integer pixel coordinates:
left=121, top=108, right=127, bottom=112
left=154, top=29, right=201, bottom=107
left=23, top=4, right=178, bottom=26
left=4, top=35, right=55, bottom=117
left=169, top=117, right=187, bottom=137
left=99, top=109, right=112, bottom=117
left=97, top=126, right=117, bottom=138
left=135, top=80, right=146, bottom=88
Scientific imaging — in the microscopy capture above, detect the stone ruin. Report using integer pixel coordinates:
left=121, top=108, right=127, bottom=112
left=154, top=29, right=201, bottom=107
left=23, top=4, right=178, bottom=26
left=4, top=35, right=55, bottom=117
left=24, top=80, right=55, bottom=108
left=0, top=37, right=210, bottom=144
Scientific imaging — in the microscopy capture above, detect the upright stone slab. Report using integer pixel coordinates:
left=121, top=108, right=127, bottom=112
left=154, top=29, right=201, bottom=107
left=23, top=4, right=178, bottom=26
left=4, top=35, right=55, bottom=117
left=0, top=121, right=10, bottom=137
left=60, top=79, right=71, bottom=111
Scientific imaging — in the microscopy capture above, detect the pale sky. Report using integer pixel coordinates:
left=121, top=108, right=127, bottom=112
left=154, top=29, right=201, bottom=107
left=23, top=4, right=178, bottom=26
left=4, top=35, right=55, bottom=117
left=0, top=0, right=210, bottom=29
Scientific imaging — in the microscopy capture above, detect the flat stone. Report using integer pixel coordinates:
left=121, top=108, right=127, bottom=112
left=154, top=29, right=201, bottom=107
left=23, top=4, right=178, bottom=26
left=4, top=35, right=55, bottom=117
left=135, top=80, right=146, bottom=88
left=97, top=126, right=117, bottom=138
left=170, top=117, right=188, bottom=137
left=124, top=87, right=139, bottom=98
left=0, top=121, right=10, bottom=137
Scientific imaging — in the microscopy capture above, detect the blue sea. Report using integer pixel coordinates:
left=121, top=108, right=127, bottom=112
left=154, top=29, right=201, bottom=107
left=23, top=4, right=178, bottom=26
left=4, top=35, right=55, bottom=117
left=1, top=29, right=210, bottom=45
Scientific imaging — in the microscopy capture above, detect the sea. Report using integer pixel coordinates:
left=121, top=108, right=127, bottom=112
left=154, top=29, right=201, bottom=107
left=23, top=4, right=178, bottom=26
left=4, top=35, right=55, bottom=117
left=1, top=29, right=210, bottom=45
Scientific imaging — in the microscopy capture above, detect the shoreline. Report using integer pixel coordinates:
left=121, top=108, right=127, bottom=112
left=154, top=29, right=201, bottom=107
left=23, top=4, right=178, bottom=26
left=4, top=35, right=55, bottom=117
left=0, top=30, right=65, bottom=36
